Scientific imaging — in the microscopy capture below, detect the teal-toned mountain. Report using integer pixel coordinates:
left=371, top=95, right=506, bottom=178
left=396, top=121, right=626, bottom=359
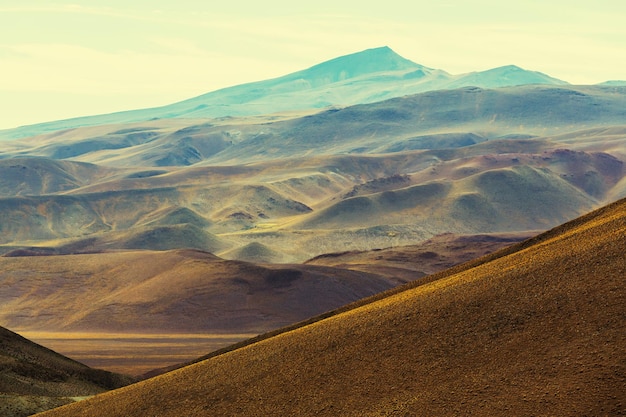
left=0, top=47, right=568, bottom=140
left=599, top=80, right=626, bottom=86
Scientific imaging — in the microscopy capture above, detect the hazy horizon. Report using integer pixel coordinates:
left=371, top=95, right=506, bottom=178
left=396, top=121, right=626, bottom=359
left=1, top=0, right=625, bottom=130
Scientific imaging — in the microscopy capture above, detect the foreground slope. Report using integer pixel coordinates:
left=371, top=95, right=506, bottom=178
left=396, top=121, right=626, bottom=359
left=39, top=198, right=626, bottom=416
left=0, top=326, right=132, bottom=417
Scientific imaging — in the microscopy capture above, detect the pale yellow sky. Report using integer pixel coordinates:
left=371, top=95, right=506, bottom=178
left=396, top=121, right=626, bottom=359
left=1, top=1, right=625, bottom=130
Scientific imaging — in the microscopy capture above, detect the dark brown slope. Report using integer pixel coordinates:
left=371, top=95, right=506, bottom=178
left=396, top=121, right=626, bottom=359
left=38, top=198, right=626, bottom=417
left=0, top=326, right=132, bottom=417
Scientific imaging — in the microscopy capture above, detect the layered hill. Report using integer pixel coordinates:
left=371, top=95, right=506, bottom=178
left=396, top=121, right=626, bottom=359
left=0, top=326, right=132, bottom=417
left=0, top=85, right=624, bottom=262
left=0, top=47, right=568, bottom=141
left=37, top=197, right=626, bottom=417
left=0, top=235, right=525, bottom=376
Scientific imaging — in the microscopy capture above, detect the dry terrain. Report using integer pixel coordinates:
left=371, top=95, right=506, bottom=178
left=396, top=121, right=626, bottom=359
left=15, top=332, right=255, bottom=377
left=0, top=249, right=393, bottom=375
left=0, top=234, right=521, bottom=376
left=36, top=197, right=626, bottom=417
left=0, top=50, right=624, bottom=415
left=0, top=249, right=393, bottom=334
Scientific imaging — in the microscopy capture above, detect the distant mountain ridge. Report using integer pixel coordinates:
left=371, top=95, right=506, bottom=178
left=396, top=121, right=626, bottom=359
left=0, top=46, right=569, bottom=140
left=599, top=80, right=626, bottom=86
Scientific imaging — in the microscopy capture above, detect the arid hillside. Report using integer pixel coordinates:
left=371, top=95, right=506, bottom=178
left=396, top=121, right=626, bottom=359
left=1, top=233, right=524, bottom=376
left=37, top=198, right=626, bottom=416
left=0, top=43, right=624, bottom=263
left=0, top=326, right=132, bottom=417
left=0, top=248, right=395, bottom=375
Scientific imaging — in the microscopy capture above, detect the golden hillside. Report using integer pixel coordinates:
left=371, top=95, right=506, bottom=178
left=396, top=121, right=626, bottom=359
left=37, top=198, right=626, bottom=416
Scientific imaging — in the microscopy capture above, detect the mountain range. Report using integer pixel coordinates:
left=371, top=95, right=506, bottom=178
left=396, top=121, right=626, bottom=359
left=0, top=46, right=571, bottom=140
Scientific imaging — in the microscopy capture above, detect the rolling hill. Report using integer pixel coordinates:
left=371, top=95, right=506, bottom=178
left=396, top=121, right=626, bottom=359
left=0, top=326, right=132, bottom=417
left=0, top=85, right=624, bottom=262
left=0, top=158, right=117, bottom=197
left=0, top=248, right=398, bottom=375
left=35, top=198, right=626, bottom=416
left=4, top=85, right=625, bottom=167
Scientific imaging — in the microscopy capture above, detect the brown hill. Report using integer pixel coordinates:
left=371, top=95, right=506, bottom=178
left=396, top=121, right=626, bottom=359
left=0, top=249, right=395, bottom=375
left=38, top=198, right=626, bottom=416
left=0, top=326, right=132, bottom=417
left=220, top=241, right=286, bottom=263
left=2, top=232, right=527, bottom=376
left=0, top=249, right=392, bottom=334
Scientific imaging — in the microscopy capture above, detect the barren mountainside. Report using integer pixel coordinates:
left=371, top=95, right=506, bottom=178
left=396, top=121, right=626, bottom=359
left=0, top=249, right=394, bottom=334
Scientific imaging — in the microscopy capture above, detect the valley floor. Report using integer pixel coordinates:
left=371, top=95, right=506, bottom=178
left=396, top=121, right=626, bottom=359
left=17, top=332, right=256, bottom=376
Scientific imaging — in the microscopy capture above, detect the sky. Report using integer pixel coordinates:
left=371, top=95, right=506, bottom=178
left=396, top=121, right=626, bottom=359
left=1, top=0, right=625, bottom=130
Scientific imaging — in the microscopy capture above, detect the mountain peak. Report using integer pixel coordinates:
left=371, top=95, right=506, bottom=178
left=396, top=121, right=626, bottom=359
left=598, top=80, right=626, bottom=86
left=496, top=64, right=524, bottom=71
left=356, top=46, right=407, bottom=61
left=294, top=46, right=423, bottom=84
left=451, top=64, right=568, bottom=88
left=0, top=47, right=572, bottom=140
